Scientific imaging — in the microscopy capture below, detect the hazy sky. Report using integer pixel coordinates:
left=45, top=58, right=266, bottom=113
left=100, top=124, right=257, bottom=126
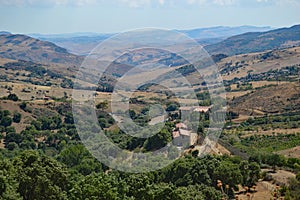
left=0, top=0, right=299, bottom=34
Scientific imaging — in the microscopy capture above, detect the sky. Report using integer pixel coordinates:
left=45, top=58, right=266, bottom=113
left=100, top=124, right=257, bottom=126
left=0, top=0, right=299, bottom=34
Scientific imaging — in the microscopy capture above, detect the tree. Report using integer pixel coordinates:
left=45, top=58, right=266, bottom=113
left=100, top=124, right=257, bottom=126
left=0, top=159, right=22, bottom=200
left=13, top=112, right=21, bottom=123
left=64, top=112, right=74, bottom=124
left=69, top=173, right=126, bottom=200
left=166, top=104, right=178, bottom=112
left=19, top=102, right=27, bottom=110
left=57, top=144, right=91, bottom=168
left=143, top=128, right=172, bottom=151
left=7, top=94, right=19, bottom=101
left=213, top=161, right=242, bottom=188
left=14, top=151, right=68, bottom=200
left=73, top=157, right=103, bottom=176
left=96, top=101, right=108, bottom=110
left=124, top=173, right=155, bottom=199
left=1, top=116, right=12, bottom=127
left=175, top=186, right=205, bottom=200
left=0, top=173, right=6, bottom=197
left=6, top=142, right=18, bottom=150
left=288, top=177, right=300, bottom=199
left=239, top=160, right=260, bottom=187
left=5, top=133, right=23, bottom=146
left=248, top=162, right=260, bottom=186
left=148, top=183, right=179, bottom=200
left=98, top=118, right=109, bottom=128
left=267, top=154, right=286, bottom=171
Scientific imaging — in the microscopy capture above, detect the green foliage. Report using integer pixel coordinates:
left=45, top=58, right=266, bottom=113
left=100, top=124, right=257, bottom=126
left=213, top=160, right=242, bottom=188
left=57, top=144, right=103, bottom=175
left=19, top=102, right=27, bottom=110
left=287, top=177, right=300, bottom=200
left=0, top=95, right=277, bottom=200
left=166, top=103, right=178, bottom=112
left=96, top=101, right=108, bottom=110
left=239, top=160, right=260, bottom=186
left=240, top=133, right=300, bottom=153
left=143, top=128, right=172, bottom=151
left=69, top=172, right=127, bottom=200
left=13, top=112, right=21, bottom=123
left=0, top=110, right=12, bottom=129
left=0, top=116, right=12, bottom=127
left=97, top=111, right=115, bottom=128
left=0, top=151, right=68, bottom=200
left=60, top=78, right=73, bottom=89
left=0, top=158, right=22, bottom=200
left=31, top=115, right=62, bottom=130
left=7, top=94, right=19, bottom=101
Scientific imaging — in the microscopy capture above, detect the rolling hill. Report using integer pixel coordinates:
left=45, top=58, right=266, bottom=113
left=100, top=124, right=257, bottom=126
left=0, top=34, right=83, bottom=66
left=230, top=83, right=300, bottom=115
left=206, top=24, right=300, bottom=56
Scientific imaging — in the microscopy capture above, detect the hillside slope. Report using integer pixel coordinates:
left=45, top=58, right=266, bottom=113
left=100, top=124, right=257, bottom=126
left=230, top=83, right=300, bottom=114
left=0, top=34, right=83, bottom=66
left=206, top=25, right=300, bottom=55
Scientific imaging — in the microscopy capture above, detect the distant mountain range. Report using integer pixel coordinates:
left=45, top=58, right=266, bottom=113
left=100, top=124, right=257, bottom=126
left=206, top=24, right=300, bottom=55
left=0, top=24, right=299, bottom=72
left=180, top=25, right=272, bottom=39
left=28, top=26, right=273, bottom=55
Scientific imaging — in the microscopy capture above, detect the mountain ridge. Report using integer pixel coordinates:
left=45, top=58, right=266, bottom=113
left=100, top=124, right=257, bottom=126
left=206, top=24, right=300, bottom=55
left=0, top=33, right=83, bottom=67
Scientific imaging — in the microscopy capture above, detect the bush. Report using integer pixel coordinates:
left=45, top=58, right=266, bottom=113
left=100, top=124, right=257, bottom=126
left=13, top=112, right=21, bottom=123
left=6, top=142, right=18, bottom=150
left=19, top=102, right=27, bottom=110
left=0, top=116, right=12, bottom=127
left=166, top=104, right=178, bottom=112
left=7, top=93, right=19, bottom=101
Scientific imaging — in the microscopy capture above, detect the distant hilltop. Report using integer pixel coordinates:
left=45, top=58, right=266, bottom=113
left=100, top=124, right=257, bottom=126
left=206, top=24, right=300, bottom=55
left=0, top=31, right=11, bottom=35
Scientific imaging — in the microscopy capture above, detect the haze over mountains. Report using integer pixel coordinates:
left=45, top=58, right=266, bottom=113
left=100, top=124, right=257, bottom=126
left=0, top=24, right=299, bottom=73
left=29, top=26, right=273, bottom=55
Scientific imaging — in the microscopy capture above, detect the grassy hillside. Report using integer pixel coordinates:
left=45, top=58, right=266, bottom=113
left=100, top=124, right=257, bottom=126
left=230, top=83, right=300, bottom=115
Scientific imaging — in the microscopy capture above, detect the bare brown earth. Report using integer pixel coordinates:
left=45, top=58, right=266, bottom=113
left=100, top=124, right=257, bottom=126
left=277, top=146, right=300, bottom=159
left=237, top=169, right=296, bottom=200
left=227, top=81, right=290, bottom=101
left=240, top=128, right=300, bottom=138
left=262, top=169, right=296, bottom=185
left=236, top=182, right=273, bottom=200
left=0, top=139, right=4, bottom=149
left=218, top=47, right=300, bottom=80
left=231, top=82, right=300, bottom=115
left=0, top=82, right=73, bottom=100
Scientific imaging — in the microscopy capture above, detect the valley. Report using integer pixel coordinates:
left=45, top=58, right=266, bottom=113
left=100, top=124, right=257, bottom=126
left=0, top=24, right=300, bottom=200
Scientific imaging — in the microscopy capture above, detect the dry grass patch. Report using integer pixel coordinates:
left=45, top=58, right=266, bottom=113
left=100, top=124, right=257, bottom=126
left=277, top=146, right=300, bottom=159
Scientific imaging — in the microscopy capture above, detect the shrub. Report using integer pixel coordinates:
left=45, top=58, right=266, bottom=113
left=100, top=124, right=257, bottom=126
left=7, top=93, right=19, bottom=101
left=13, top=112, right=21, bottom=123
